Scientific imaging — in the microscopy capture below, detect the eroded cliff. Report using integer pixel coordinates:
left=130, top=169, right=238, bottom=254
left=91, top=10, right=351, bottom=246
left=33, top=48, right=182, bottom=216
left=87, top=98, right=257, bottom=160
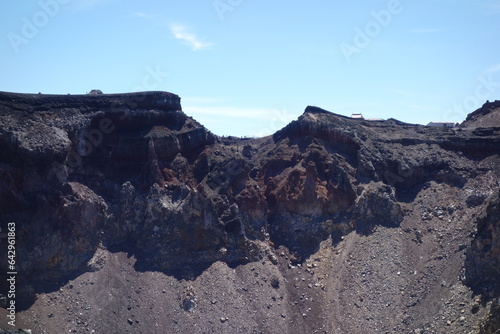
left=0, top=92, right=499, bottom=333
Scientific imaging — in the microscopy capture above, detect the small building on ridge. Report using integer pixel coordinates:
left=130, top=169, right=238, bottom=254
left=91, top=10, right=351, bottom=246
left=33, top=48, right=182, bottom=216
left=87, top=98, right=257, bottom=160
left=427, top=122, right=455, bottom=128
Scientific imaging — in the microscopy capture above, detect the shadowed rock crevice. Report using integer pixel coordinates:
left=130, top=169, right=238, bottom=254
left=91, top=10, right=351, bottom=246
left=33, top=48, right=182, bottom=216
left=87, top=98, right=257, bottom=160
left=465, top=189, right=500, bottom=297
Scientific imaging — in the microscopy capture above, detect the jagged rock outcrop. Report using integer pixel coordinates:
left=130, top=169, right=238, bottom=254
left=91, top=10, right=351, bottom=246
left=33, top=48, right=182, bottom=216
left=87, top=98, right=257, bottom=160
left=462, top=100, right=500, bottom=128
left=353, top=182, right=403, bottom=234
left=1, top=91, right=500, bottom=333
left=466, top=189, right=500, bottom=296
left=480, top=298, right=500, bottom=334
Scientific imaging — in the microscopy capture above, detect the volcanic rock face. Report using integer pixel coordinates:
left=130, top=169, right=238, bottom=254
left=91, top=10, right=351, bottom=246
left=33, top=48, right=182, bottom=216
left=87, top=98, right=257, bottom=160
left=466, top=189, right=500, bottom=294
left=461, top=100, right=500, bottom=128
left=0, top=91, right=499, bottom=333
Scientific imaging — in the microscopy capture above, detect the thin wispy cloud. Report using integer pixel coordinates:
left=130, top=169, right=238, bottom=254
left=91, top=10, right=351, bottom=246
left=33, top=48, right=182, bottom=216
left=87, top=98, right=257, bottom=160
left=183, top=106, right=284, bottom=118
left=410, top=28, right=441, bottom=34
left=183, top=104, right=295, bottom=137
left=182, top=97, right=227, bottom=104
left=486, top=63, right=500, bottom=74
left=71, top=0, right=119, bottom=11
left=133, top=12, right=156, bottom=20
left=403, top=104, right=439, bottom=112
left=133, top=14, right=212, bottom=51
left=170, top=24, right=212, bottom=51
left=480, top=1, right=500, bottom=15
left=389, top=88, right=422, bottom=98
left=328, top=102, right=380, bottom=111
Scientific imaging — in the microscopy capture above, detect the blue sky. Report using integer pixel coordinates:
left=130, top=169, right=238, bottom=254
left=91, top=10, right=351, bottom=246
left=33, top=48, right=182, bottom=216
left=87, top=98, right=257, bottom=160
left=1, top=0, right=500, bottom=136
